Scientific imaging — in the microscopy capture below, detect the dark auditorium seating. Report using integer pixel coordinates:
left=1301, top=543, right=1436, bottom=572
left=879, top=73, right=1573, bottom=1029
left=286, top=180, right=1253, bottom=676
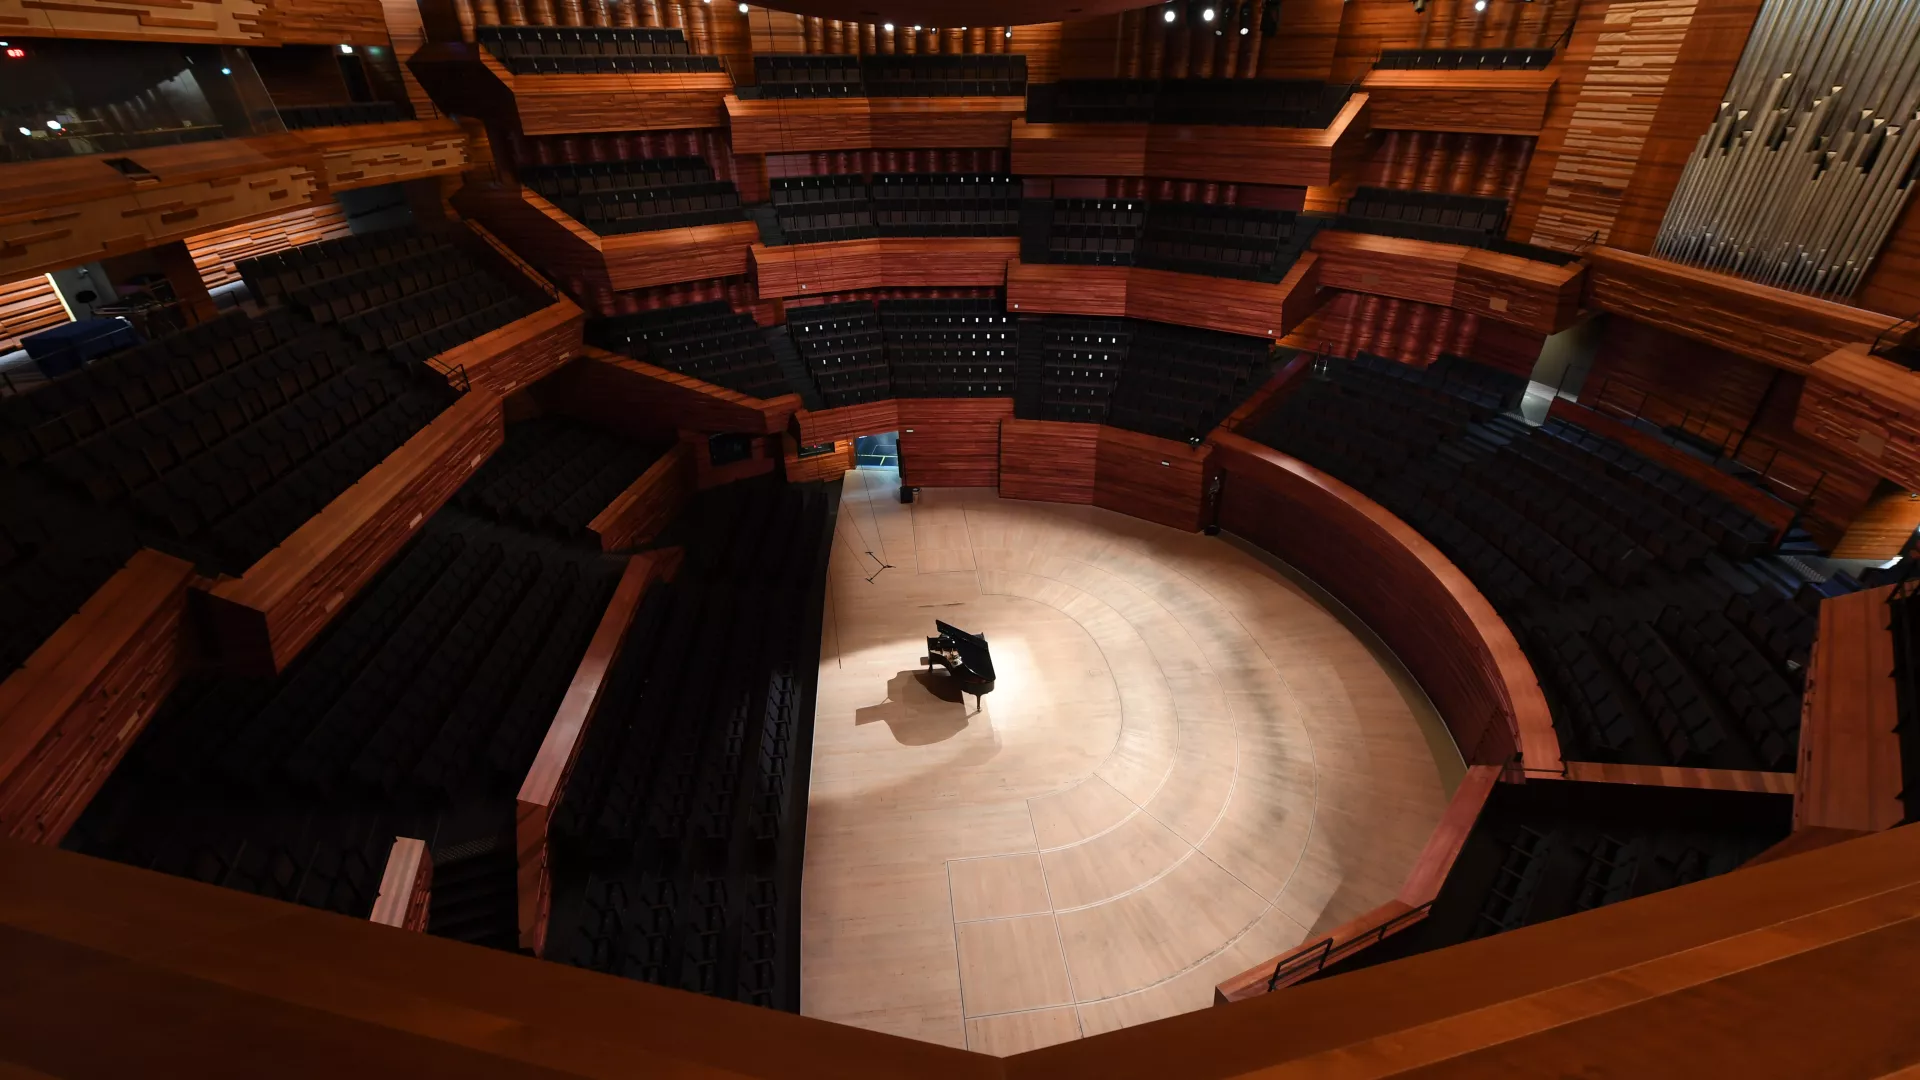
left=475, top=25, right=722, bottom=75
left=1019, top=315, right=1274, bottom=441
left=1248, top=353, right=1810, bottom=773
left=787, top=301, right=888, bottom=408
left=67, top=505, right=628, bottom=946
left=546, top=475, right=836, bottom=1011
left=0, top=308, right=458, bottom=581
left=237, top=224, right=545, bottom=366
left=770, top=175, right=876, bottom=245
left=276, top=101, right=414, bottom=130
left=456, top=417, right=669, bottom=543
left=1043, top=198, right=1145, bottom=266
left=882, top=299, right=1020, bottom=398
left=1032, top=198, right=1322, bottom=283
left=870, top=173, right=1021, bottom=237
left=1375, top=47, right=1556, bottom=71
left=518, top=159, right=746, bottom=236
left=1339, top=186, right=1510, bottom=248
left=589, top=303, right=796, bottom=401
left=1034, top=317, right=1130, bottom=424
left=750, top=53, right=1027, bottom=99
left=1025, top=78, right=1353, bottom=127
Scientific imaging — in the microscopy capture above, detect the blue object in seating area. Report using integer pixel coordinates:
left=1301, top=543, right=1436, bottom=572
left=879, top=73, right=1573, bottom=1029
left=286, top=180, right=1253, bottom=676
left=21, top=318, right=140, bottom=378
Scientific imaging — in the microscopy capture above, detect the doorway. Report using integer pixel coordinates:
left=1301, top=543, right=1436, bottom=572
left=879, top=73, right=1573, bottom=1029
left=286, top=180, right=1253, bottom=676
left=854, top=431, right=898, bottom=470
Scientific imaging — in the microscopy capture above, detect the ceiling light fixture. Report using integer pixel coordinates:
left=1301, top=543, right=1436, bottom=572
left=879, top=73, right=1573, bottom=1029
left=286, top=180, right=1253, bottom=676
left=883, top=21, right=894, bottom=31
left=1474, top=0, right=1487, bottom=9
left=339, top=43, right=354, bottom=53
left=738, top=2, right=748, bottom=10
left=16, top=126, right=29, bottom=136
left=1163, top=5, right=1177, bottom=20
left=1202, top=6, right=1215, bottom=21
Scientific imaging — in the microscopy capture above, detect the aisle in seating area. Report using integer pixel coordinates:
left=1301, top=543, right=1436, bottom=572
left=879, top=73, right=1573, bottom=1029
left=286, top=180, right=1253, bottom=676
left=803, top=469, right=1462, bottom=1055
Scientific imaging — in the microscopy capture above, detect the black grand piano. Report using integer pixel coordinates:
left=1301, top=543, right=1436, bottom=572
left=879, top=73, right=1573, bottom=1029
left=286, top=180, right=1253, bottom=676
left=926, top=620, right=996, bottom=710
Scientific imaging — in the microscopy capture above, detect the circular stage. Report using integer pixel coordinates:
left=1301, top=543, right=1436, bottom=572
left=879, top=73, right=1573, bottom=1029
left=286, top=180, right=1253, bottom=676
left=803, top=471, right=1462, bottom=1056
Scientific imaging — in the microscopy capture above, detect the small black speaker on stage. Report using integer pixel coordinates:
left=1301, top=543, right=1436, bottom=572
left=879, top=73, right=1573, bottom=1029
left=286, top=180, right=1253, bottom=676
left=899, top=485, right=917, bottom=504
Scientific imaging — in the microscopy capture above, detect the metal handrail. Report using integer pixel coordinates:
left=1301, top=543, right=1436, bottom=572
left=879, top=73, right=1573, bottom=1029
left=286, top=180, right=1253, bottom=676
left=1871, top=308, right=1920, bottom=368
left=1263, top=900, right=1437, bottom=993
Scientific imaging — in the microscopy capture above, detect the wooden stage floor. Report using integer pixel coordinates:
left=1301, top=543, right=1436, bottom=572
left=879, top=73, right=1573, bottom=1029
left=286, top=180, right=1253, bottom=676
left=802, top=470, right=1461, bottom=1055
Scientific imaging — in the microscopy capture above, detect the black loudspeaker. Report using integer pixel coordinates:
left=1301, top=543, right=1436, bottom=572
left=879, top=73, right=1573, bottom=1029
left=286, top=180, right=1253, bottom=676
left=899, top=485, right=917, bottom=504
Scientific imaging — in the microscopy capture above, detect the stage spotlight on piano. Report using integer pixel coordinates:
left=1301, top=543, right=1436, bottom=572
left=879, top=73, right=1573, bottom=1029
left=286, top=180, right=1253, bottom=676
left=925, top=620, right=996, bottom=711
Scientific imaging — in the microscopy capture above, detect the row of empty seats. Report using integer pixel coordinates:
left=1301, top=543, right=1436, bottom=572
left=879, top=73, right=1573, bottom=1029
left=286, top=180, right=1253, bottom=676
left=1248, top=352, right=1811, bottom=773
left=1338, top=186, right=1510, bottom=249
left=475, top=24, right=721, bottom=74
left=1024, top=197, right=1323, bottom=282
left=457, top=417, right=669, bottom=543
left=590, top=303, right=795, bottom=401
left=548, top=476, right=836, bottom=1010
left=767, top=173, right=1021, bottom=244
left=518, top=157, right=747, bottom=236
left=1375, top=47, right=1556, bottom=71
left=1025, top=78, right=1353, bottom=127
left=1020, top=316, right=1277, bottom=443
left=749, top=53, right=1027, bottom=98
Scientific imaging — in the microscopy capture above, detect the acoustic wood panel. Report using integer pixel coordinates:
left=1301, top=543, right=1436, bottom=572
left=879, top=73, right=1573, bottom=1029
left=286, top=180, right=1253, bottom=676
left=1210, top=431, right=1561, bottom=774
left=896, top=397, right=1011, bottom=488
left=1831, top=485, right=1920, bottom=562
left=782, top=436, right=855, bottom=484
left=202, top=389, right=504, bottom=675
left=452, top=182, right=757, bottom=294
left=0, top=549, right=193, bottom=846
left=726, top=96, right=1027, bottom=154
left=1794, top=584, right=1904, bottom=835
left=537, top=348, right=796, bottom=440
left=1560, top=760, right=1796, bottom=795
left=1527, top=0, right=1699, bottom=252
left=0, top=0, right=389, bottom=44
left=1795, top=345, right=1920, bottom=494
left=1009, top=94, right=1371, bottom=188
left=0, top=272, right=68, bottom=353
left=998, top=418, right=1098, bottom=505
left=1311, top=230, right=1585, bottom=334
left=294, top=119, right=471, bottom=193
left=751, top=238, right=1017, bottom=300
left=1506, top=0, right=1612, bottom=242
left=433, top=299, right=584, bottom=398
left=794, top=398, right=901, bottom=446
left=587, top=442, right=693, bottom=551
left=409, top=43, right=732, bottom=136
left=0, top=136, right=322, bottom=284
left=1215, top=763, right=1502, bottom=1004
left=186, top=200, right=352, bottom=291
left=1585, top=247, right=1900, bottom=374
left=1092, top=425, right=1209, bottom=532
left=368, top=837, right=432, bottom=932
left=1359, top=68, right=1558, bottom=136
left=1856, top=194, right=1920, bottom=320
left=517, top=550, right=673, bottom=954
left=1004, top=255, right=1324, bottom=341
left=1548, top=399, right=1796, bottom=544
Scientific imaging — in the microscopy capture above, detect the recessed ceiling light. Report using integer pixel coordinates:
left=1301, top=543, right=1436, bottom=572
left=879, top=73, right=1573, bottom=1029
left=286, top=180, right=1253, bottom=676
left=883, top=22, right=894, bottom=30
left=1202, top=6, right=1215, bottom=20
left=1163, top=7, right=1177, bottom=22
left=339, top=43, right=353, bottom=53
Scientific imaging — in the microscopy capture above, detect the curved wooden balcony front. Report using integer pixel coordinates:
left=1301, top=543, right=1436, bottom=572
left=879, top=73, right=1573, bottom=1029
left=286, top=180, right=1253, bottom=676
left=750, top=236, right=1020, bottom=299
left=1003, top=256, right=1324, bottom=341
left=726, top=95, right=1029, bottom=154
left=1309, top=230, right=1587, bottom=335
left=408, top=43, right=733, bottom=135
left=1359, top=67, right=1559, bottom=136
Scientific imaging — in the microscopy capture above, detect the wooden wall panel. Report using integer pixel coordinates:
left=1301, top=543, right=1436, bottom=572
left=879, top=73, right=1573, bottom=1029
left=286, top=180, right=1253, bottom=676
left=1831, top=484, right=1920, bottom=562
left=0, top=137, right=322, bottom=284
left=725, top=97, right=1026, bottom=154
left=369, top=837, right=433, bottom=932
left=0, top=273, right=69, bottom=353
left=998, top=418, right=1097, bottom=505
left=0, top=0, right=390, bottom=44
left=433, top=300, right=584, bottom=398
left=1796, top=345, right=1920, bottom=496
left=794, top=399, right=901, bottom=446
left=783, top=436, right=855, bottom=484
left=1359, top=69, right=1557, bottom=136
left=516, top=551, right=670, bottom=954
left=187, top=200, right=352, bottom=291
left=1607, top=0, right=1768, bottom=255
left=1008, top=120, right=1150, bottom=178
left=1093, top=426, right=1209, bottom=532
left=295, top=119, right=471, bottom=192
left=202, top=390, right=505, bottom=675
left=1525, top=0, right=1699, bottom=252
left=897, top=398, right=1012, bottom=488
left=587, top=443, right=694, bottom=551
left=1210, top=431, right=1560, bottom=773
left=536, top=349, right=796, bottom=440
left=409, top=44, right=731, bottom=135
left=1794, top=585, right=1904, bottom=835
left=1585, top=247, right=1901, bottom=375
left=1856, top=192, right=1920, bottom=321
left=1331, top=0, right=1579, bottom=83
left=0, top=549, right=193, bottom=846
left=1005, top=257, right=1324, bottom=341
left=1009, top=95, right=1370, bottom=188
left=1508, top=0, right=1612, bottom=242
left=1308, top=230, right=1584, bottom=334
left=1358, top=130, right=1537, bottom=208
left=751, top=238, right=1017, bottom=300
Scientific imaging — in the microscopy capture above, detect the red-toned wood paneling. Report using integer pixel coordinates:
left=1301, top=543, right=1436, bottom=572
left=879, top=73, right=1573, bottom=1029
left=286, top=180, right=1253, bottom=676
left=1357, top=130, right=1536, bottom=208
left=1856, top=194, right=1920, bottom=320
left=0, top=0, right=390, bottom=44
left=897, top=398, right=1012, bottom=488
left=794, top=399, right=902, bottom=446
left=1005, top=257, right=1323, bottom=341
left=725, top=96, right=1027, bottom=154
left=998, top=418, right=1099, bottom=505
left=783, top=436, right=856, bottom=483
left=187, top=200, right=354, bottom=291
left=751, top=238, right=1018, bottom=300
left=535, top=349, right=796, bottom=439
left=1795, top=584, right=1904, bottom=835
left=1210, top=431, right=1560, bottom=774
left=293, top=118, right=472, bottom=192
left=201, top=390, right=505, bottom=675
left=1359, top=68, right=1557, bottom=136
left=586, top=442, right=694, bottom=550
left=430, top=299, right=584, bottom=398
left=1093, top=426, right=1210, bottom=532
left=0, top=549, right=194, bottom=846
left=0, top=273, right=69, bottom=353
left=369, top=837, right=432, bottom=932
left=516, top=549, right=676, bottom=954
left=1796, top=345, right=1920, bottom=497
left=408, top=43, right=733, bottom=135
left=1311, top=230, right=1584, bottom=334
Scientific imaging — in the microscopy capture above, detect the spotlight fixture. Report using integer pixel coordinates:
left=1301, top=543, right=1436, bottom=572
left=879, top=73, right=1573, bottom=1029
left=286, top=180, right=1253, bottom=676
left=1202, top=6, right=1215, bottom=21
left=339, top=43, right=354, bottom=53
left=219, top=65, right=232, bottom=74
left=46, top=119, right=61, bottom=130
left=1163, top=3, right=1178, bottom=23
left=738, top=1, right=748, bottom=9
left=16, top=126, right=29, bottom=136
left=883, top=21, right=894, bottom=31
left=1005, top=28, right=1013, bottom=37
left=1473, top=0, right=1486, bottom=9
left=1240, top=26, right=1249, bottom=35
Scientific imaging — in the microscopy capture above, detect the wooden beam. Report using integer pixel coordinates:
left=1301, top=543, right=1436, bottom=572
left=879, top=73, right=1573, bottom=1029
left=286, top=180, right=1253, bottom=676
left=368, top=837, right=432, bottom=932
left=1359, top=67, right=1558, bottom=136
left=586, top=443, right=695, bottom=552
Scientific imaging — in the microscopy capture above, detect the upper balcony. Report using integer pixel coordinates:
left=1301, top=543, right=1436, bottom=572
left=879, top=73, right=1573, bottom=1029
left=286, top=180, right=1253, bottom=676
left=1361, top=47, right=1560, bottom=136
left=726, top=53, right=1030, bottom=153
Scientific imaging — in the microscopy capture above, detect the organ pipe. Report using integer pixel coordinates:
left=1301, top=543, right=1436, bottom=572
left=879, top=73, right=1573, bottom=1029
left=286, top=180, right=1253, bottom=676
left=1654, top=0, right=1920, bottom=299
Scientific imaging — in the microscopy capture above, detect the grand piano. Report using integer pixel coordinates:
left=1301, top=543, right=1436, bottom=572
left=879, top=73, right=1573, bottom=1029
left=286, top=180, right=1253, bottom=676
left=926, top=620, right=995, bottom=709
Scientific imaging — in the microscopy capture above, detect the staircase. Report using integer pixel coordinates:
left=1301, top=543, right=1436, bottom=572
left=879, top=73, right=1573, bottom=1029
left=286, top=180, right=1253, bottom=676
left=426, top=833, right=520, bottom=953
left=1013, top=315, right=1046, bottom=419
left=764, top=327, right=824, bottom=410
left=746, top=204, right=787, bottom=247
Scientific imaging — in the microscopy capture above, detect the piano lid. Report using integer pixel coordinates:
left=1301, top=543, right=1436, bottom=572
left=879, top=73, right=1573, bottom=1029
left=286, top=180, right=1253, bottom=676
left=932, top=620, right=995, bottom=682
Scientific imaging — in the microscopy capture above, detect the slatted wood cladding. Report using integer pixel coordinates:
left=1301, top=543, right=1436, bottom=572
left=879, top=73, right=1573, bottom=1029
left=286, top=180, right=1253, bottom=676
left=0, top=0, right=390, bottom=45
left=0, top=274, right=68, bottom=353
left=186, top=201, right=354, bottom=291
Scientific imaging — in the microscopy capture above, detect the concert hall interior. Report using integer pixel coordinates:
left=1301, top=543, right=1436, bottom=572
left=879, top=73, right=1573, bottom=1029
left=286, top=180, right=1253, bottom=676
left=2, top=0, right=1920, bottom=1075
